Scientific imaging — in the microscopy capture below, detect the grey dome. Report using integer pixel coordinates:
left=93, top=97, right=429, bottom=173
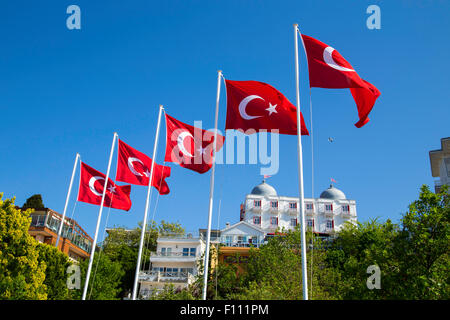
left=320, top=185, right=346, bottom=200
left=251, top=181, right=277, bottom=197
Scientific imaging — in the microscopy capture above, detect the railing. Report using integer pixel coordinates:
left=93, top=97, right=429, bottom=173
left=157, top=233, right=204, bottom=240
left=139, top=271, right=195, bottom=283
left=252, top=205, right=262, bottom=213
left=151, top=252, right=200, bottom=258
left=324, top=209, right=334, bottom=217
left=29, top=213, right=92, bottom=252
left=222, top=241, right=262, bottom=248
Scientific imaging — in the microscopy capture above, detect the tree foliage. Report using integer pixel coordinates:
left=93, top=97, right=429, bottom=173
left=325, top=184, right=449, bottom=300
left=70, top=253, right=125, bottom=300
left=0, top=193, right=47, bottom=300
left=36, top=243, right=71, bottom=300
left=22, top=194, right=45, bottom=210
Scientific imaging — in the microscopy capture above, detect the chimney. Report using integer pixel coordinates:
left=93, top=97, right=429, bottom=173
left=225, top=222, right=230, bottom=228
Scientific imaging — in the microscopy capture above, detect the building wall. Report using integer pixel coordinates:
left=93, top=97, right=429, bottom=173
left=243, top=195, right=357, bottom=234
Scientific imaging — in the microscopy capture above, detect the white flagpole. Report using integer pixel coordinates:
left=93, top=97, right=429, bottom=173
left=132, top=104, right=164, bottom=300
left=202, top=70, right=222, bottom=300
left=56, top=152, right=80, bottom=248
left=294, top=23, right=308, bottom=300
left=82, top=132, right=118, bottom=300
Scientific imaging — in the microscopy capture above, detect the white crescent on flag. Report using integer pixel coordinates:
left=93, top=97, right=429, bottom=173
left=127, top=157, right=144, bottom=177
left=88, top=176, right=105, bottom=196
left=177, top=131, right=194, bottom=157
left=239, top=95, right=264, bottom=120
left=323, top=46, right=355, bottom=72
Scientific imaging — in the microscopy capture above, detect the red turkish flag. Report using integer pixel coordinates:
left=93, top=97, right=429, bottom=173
left=224, top=80, right=309, bottom=135
left=77, top=162, right=132, bottom=211
left=301, top=34, right=381, bottom=128
left=116, top=139, right=171, bottom=195
left=164, top=113, right=225, bottom=174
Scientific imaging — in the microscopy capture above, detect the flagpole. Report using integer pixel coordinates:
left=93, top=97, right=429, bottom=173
left=56, top=152, right=80, bottom=248
left=131, top=104, right=164, bottom=300
left=294, top=23, right=308, bottom=300
left=202, top=70, right=222, bottom=300
left=82, top=132, right=118, bottom=300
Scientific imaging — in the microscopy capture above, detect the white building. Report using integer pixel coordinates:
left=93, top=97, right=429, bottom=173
left=429, top=137, right=450, bottom=193
left=241, top=180, right=357, bottom=237
left=138, top=234, right=205, bottom=298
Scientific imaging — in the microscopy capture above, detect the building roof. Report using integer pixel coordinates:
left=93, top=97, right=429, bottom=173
left=319, top=184, right=346, bottom=200
left=429, top=137, right=450, bottom=177
left=250, top=180, right=277, bottom=197
left=221, top=220, right=265, bottom=235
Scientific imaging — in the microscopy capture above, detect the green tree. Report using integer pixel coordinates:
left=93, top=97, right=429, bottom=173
left=70, top=253, right=125, bottom=300
left=0, top=193, right=47, bottom=300
left=36, top=243, right=71, bottom=300
left=324, top=184, right=449, bottom=300
left=230, top=228, right=339, bottom=300
left=393, top=185, right=449, bottom=299
left=325, top=219, right=399, bottom=299
left=22, top=194, right=45, bottom=210
left=149, top=283, right=196, bottom=300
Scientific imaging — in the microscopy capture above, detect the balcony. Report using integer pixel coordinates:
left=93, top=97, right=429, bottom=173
left=139, top=271, right=195, bottom=284
left=221, top=234, right=262, bottom=248
left=252, top=205, right=262, bottom=213
left=287, top=207, right=298, bottom=215
left=221, top=240, right=262, bottom=248
left=29, top=211, right=92, bottom=253
left=269, top=206, right=279, bottom=214
left=150, top=251, right=200, bottom=263
left=324, top=210, right=334, bottom=218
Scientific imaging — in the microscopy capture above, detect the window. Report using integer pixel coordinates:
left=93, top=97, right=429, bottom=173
left=325, top=204, right=333, bottom=212
left=237, top=236, right=247, bottom=244
left=254, top=200, right=261, bottom=207
left=289, top=202, right=297, bottom=209
left=307, top=219, right=314, bottom=229
left=342, top=205, right=350, bottom=213
left=270, top=217, right=278, bottom=225
left=291, top=218, right=297, bottom=227
left=271, top=201, right=278, bottom=208
left=161, top=247, right=172, bottom=256
left=182, top=248, right=196, bottom=256
left=249, top=236, right=258, bottom=245
left=306, top=203, right=314, bottom=211
left=253, top=216, right=261, bottom=225
left=225, top=235, right=232, bottom=246
left=326, top=220, right=334, bottom=229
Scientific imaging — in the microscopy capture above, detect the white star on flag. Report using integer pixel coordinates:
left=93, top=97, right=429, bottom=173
left=197, top=146, right=207, bottom=155
left=266, top=103, right=277, bottom=115
left=107, top=185, right=116, bottom=194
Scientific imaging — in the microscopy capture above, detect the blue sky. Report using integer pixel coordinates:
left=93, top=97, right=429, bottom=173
left=1, top=1, right=449, bottom=241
